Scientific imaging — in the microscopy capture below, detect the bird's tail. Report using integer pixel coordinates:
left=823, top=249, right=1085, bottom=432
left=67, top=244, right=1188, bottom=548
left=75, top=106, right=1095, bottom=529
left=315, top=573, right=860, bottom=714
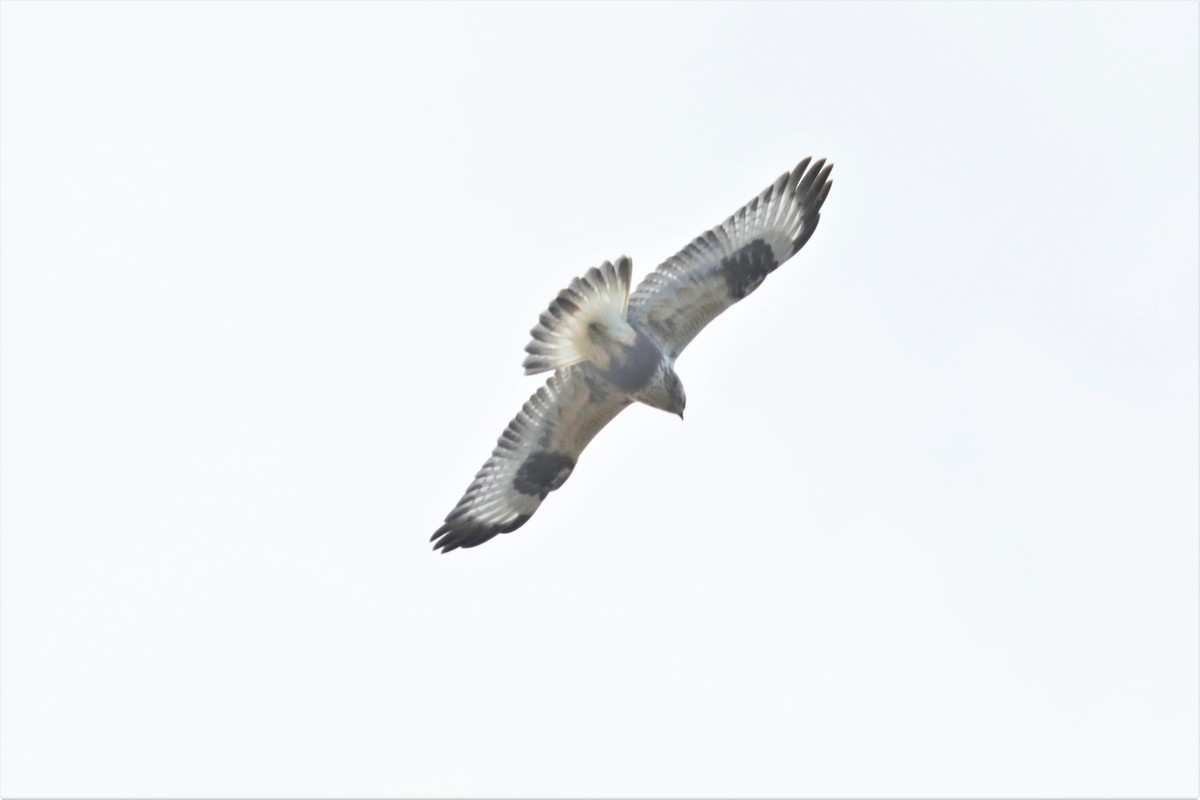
left=522, top=256, right=636, bottom=375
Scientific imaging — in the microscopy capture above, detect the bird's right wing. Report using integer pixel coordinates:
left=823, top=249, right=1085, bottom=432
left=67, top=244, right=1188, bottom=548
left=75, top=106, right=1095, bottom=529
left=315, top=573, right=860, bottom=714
left=431, top=364, right=632, bottom=552
left=627, top=157, right=833, bottom=359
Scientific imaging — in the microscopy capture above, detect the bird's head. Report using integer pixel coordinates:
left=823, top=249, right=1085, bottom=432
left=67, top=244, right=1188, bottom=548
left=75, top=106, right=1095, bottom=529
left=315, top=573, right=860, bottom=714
left=637, top=361, right=686, bottom=419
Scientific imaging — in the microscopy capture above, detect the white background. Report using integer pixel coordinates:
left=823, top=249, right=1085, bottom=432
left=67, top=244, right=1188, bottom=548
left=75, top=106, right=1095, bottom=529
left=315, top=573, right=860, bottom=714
left=2, top=1, right=1197, bottom=797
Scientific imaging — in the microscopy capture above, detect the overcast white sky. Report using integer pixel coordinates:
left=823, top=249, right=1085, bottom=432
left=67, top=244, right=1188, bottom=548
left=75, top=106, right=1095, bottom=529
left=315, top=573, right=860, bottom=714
left=2, top=1, right=1197, bottom=797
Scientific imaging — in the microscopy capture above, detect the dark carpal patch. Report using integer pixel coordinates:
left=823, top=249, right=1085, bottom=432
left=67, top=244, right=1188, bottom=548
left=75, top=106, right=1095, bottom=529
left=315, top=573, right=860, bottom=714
left=513, top=451, right=576, bottom=499
left=606, top=332, right=662, bottom=393
left=721, top=238, right=778, bottom=300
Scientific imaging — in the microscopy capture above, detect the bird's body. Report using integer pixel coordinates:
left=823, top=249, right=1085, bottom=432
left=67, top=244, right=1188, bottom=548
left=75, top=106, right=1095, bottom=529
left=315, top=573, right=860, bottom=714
left=432, top=158, right=833, bottom=552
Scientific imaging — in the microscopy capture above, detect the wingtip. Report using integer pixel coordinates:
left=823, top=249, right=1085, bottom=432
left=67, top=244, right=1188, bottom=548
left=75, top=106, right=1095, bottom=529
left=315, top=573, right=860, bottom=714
left=816, top=179, right=833, bottom=206
left=430, top=527, right=461, bottom=553
left=430, top=513, right=532, bottom=553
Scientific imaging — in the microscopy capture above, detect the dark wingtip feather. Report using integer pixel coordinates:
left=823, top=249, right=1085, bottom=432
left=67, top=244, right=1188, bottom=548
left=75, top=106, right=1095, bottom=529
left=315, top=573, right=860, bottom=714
left=788, top=161, right=833, bottom=254
left=794, top=158, right=827, bottom=199
left=815, top=178, right=833, bottom=208
left=431, top=524, right=494, bottom=553
left=430, top=514, right=533, bottom=553
left=802, top=164, right=833, bottom=214
left=790, top=156, right=813, bottom=188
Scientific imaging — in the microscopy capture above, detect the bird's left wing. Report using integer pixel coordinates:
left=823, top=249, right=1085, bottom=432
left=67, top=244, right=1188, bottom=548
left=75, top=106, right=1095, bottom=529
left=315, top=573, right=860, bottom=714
left=628, top=157, right=833, bottom=359
left=431, top=364, right=632, bottom=552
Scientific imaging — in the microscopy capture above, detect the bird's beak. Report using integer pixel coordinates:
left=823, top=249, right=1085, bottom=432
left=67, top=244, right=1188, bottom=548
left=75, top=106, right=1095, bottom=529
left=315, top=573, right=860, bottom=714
left=676, top=410, right=684, bottom=421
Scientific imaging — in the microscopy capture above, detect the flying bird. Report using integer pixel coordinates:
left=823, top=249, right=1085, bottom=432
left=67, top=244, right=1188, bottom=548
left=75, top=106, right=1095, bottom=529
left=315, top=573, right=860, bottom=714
left=432, top=158, right=833, bottom=552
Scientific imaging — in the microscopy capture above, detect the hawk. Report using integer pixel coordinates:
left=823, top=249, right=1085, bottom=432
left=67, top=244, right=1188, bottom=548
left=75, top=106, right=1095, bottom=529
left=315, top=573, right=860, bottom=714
left=432, top=158, right=834, bottom=552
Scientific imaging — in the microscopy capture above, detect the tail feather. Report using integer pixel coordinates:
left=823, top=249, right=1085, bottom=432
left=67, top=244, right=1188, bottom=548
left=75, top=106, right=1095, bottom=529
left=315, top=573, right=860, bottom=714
left=522, top=257, right=635, bottom=374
